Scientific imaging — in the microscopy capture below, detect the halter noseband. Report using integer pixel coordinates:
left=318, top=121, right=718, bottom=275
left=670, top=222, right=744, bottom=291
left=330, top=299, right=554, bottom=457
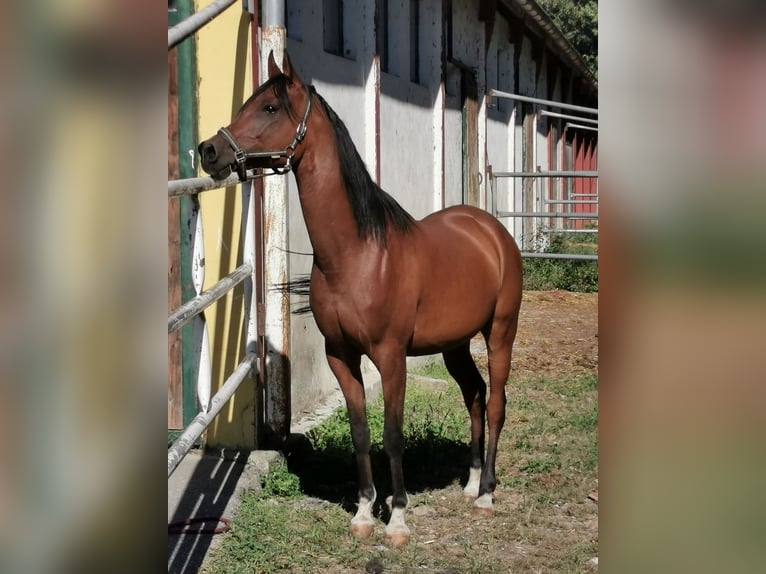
left=217, top=85, right=313, bottom=182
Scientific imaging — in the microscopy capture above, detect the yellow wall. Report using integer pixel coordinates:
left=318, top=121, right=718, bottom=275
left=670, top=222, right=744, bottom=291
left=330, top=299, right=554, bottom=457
left=195, top=3, right=258, bottom=448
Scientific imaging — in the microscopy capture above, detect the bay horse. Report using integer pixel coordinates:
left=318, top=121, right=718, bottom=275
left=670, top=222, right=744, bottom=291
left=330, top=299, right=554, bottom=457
left=199, top=52, right=522, bottom=547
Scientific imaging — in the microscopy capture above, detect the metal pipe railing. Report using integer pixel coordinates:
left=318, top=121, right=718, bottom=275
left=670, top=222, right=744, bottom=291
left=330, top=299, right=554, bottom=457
left=521, top=252, right=598, bottom=261
left=168, top=0, right=238, bottom=49
left=168, top=354, right=258, bottom=477
left=492, top=170, right=598, bottom=178
left=489, top=89, right=598, bottom=115
left=496, top=211, right=598, bottom=219
left=539, top=110, right=599, bottom=125
left=168, top=172, right=242, bottom=197
left=543, top=199, right=599, bottom=205
left=565, top=122, right=599, bottom=133
left=168, top=263, right=252, bottom=334
left=542, top=228, right=598, bottom=234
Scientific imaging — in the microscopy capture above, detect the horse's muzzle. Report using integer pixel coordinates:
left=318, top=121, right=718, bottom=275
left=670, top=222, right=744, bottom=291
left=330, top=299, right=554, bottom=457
left=197, top=137, right=234, bottom=180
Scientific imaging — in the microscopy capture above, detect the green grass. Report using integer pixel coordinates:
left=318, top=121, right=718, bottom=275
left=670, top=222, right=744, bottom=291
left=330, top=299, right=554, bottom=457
left=411, top=358, right=453, bottom=381
left=523, top=231, right=599, bottom=292
left=203, top=370, right=598, bottom=573
left=258, top=459, right=302, bottom=499
left=519, top=456, right=559, bottom=474
left=203, top=491, right=367, bottom=573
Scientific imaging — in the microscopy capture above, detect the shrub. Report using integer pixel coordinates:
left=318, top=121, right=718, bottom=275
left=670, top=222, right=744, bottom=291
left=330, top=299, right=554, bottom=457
left=522, top=230, right=598, bottom=292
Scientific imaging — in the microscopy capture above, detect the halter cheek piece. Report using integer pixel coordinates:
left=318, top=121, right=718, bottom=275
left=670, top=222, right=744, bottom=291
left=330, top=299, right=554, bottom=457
left=217, top=85, right=313, bottom=182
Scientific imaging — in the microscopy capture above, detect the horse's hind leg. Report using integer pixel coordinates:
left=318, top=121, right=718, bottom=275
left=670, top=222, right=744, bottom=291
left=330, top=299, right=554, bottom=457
left=443, top=343, right=487, bottom=499
left=325, top=343, right=377, bottom=538
left=475, top=311, right=519, bottom=516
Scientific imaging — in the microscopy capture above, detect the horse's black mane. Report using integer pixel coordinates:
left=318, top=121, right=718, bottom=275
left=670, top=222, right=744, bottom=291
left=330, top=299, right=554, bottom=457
left=257, top=75, right=414, bottom=244
left=312, top=89, right=415, bottom=244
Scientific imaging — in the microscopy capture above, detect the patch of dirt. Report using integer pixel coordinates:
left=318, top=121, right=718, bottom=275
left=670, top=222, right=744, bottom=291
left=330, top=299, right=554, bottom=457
left=512, top=290, right=598, bottom=378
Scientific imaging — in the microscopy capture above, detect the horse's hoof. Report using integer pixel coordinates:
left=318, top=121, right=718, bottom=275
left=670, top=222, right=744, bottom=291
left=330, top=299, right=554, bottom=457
left=473, top=505, right=493, bottom=518
left=350, top=521, right=374, bottom=538
left=384, top=531, right=410, bottom=547
left=463, top=489, right=479, bottom=500
left=473, top=493, right=494, bottom=517
left=384, top=506, right=410, bottom=546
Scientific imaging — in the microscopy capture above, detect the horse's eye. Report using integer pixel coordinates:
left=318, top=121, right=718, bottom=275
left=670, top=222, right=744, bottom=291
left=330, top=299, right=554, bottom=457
left=263, top=104, right=277, bottom=114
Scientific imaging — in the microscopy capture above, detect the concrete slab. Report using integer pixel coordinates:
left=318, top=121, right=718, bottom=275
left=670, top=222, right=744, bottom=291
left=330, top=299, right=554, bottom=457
left=167, top=449, right=282, bottom=574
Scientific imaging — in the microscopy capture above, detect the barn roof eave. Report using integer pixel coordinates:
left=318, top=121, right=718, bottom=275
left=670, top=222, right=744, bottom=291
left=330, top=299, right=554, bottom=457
left=499, top=0, right=598, bottom=97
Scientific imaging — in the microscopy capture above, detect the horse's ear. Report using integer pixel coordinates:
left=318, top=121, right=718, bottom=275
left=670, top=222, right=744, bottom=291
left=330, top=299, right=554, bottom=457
left=281, top=51, right=302, bottom=85
left=267, top=50, right=281, bottom=79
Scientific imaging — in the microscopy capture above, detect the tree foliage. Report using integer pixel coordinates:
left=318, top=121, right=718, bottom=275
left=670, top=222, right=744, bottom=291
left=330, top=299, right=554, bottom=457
left=538, top=0, right=598, bottom=78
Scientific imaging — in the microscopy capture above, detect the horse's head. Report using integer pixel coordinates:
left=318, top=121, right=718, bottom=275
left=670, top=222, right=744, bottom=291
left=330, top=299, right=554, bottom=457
left=198, top=51, right=312, bottom=180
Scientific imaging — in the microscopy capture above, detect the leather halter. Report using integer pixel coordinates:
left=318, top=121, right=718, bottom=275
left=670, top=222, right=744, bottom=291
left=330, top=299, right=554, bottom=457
left=217, top=85, right=313, bottom=182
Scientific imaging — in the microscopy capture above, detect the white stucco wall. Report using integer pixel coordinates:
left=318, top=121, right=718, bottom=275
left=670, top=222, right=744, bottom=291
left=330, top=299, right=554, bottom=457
left=379, top=80, right=435, bottom=219
left=283, top=30, right=375, bottom=419
left=443, top=98, right=463, bottom=207
left=486, top=15, right=515, bottom=235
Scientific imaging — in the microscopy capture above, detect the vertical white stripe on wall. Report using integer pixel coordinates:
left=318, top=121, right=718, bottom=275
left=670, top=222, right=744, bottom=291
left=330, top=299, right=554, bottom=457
left=362, top=0, right=378, bottom=180
left=428, top=0, right=444, bottom=212
left=433, top=84, right=444, bottom=212
left=477, top=25, right=487, bottom=212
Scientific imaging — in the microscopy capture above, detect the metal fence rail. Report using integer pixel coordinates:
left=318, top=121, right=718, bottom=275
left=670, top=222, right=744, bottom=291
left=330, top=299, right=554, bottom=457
left=544, top=199, right=598, bottom=205
left=168, top=354, right=258, bottom=477
left=539, top=110, right=598, bottom=125
left=521, top=252, right=597, bottom=261
left=167, top=169, right=260, bottom=477
left=565, top=122, right=599, bottom=133
left=489, top=170, right=598, bottom=260
left=495, top=211, right=598, bottom=219
left=168, top=172, right=241, bottom=197
left=491, top=170, right=598, bottom=178
left=168, top=262, right=253, bottom=334
left=489, top=89, right=598, bottom=115
left=488, top=90, right=598, bottom=260
left=168, top=0, right=238, bottom=49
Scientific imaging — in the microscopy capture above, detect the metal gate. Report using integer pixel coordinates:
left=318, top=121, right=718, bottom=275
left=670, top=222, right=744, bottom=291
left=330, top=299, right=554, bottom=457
left=167, top=0, right=257, bottom=478
left=167, top=173, right=259, bottom=477
left=487, top=89, right=598, bottom=261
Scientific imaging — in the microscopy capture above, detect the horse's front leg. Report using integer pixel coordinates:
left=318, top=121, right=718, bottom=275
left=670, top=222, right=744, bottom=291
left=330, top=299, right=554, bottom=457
left=373, top=346, right=410, bottom=547
left=325, top=344, right=376, bottom=538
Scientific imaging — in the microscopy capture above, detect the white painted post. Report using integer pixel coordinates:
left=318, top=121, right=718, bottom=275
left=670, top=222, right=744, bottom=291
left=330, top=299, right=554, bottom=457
left=189, top=197, right=212, bottom=413
left=259, top=1, right=291, bottom=445
left=241, top=180, right=258, bottom=358
left=240, top=177, right=260, bottom=447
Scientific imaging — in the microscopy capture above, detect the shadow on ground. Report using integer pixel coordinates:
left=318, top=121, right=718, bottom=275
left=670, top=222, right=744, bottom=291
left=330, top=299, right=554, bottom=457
left=167, top=451, right=249, bottom=574
left=284, top=431, right=470, bottom=520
